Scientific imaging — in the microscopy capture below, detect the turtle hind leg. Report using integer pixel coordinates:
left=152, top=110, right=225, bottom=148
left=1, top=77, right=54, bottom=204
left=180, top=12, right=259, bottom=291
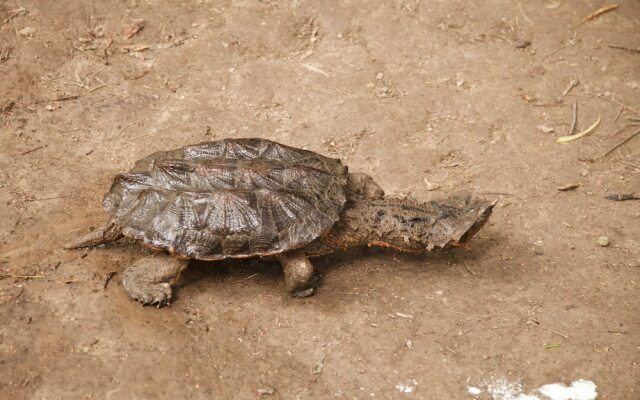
left=64, top=222, right=123, bottom=249
left=122, top=254, right=189, bottom=307
left=275, top=250, right=318, bottom=298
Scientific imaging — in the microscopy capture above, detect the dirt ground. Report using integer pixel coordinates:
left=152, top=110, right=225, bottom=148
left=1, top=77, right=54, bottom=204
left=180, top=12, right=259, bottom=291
left=1, top=1, right=639, bottom=399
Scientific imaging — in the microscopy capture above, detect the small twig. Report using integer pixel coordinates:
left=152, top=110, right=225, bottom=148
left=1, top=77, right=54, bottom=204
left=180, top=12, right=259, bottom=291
left=233, top=272, right=259, bottom=283
left=527, top=319, right=569, bottom=339
left=1, top=7, right=26, bottom=26
left=25, top=196, right=65, bottom=202
left=608, top=44, right=640, bottom=54
left=0, top=274, right=46, bottom=280
left=562, top=78, right=579, bottom=97
left=462, top=263, right=478, bottom=276
left=88, top=82, right=108, bottom=92
left=574, top=4, right=620, bottom=28
left=558, top=184, right=580, bottom=192
left=617, top=160, right=640, bottom=170
left=103, top=271, right=117, bottom=289
left=242, top=272, right=259, bottom=280
left=614, top=106, right=623, bottom=122
left=55, top=93, right=80, bottom=101
left=301, top=63, right=330, bottom=77
left=0, top=287, right=24, bottom=305
left=20, top=145, right=45, bottom=155
left=602, top=127, right=640, bottom=158
left=609, top=125, right=632, bottom=138
left=449, top=310, right=490, bottom=319
left=596, top=96, right=640, bottom=115
left=518, top=3, right=533, bottom=24
left=42, top=77, right=86, bottom=89
left=568, top=99, right=577, bottom=135
left=604, top=193, right=640, bottom=201
left=72, top=45, right=102, bottom=61
left=542, top=45, right=565, bottom=59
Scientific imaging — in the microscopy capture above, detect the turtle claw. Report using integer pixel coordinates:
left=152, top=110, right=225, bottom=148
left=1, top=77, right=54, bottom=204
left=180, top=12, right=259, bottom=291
left=291, top=274, right=319, bottom=298
left=123, top=278, right=173, bottom=307
left=292, top=286, right=315, bottom=298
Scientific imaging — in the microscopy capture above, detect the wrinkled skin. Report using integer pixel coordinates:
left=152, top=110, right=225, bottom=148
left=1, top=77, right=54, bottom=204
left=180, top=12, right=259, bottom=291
left=65, top=139, right=495, bottom=306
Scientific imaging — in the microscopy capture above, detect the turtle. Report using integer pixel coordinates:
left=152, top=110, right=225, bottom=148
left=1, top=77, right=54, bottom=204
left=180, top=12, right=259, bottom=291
left=65, top=138, right=495, bottom=306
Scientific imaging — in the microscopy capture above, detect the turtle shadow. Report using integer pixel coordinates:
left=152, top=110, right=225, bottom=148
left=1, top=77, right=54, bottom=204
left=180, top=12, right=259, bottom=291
left=172, top=229, right=512, bottom=310
left=316, top=230, right=507, bottom=273
left=178, top=257, right=284, bottom=295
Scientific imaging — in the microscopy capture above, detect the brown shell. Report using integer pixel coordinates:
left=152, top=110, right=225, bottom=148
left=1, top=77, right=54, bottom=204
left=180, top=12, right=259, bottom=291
left=103, top=138, right=348, bottom=260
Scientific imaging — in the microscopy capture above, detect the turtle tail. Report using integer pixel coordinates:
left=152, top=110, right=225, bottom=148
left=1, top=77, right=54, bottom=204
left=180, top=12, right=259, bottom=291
left=64, top=222, right=123, bottom=249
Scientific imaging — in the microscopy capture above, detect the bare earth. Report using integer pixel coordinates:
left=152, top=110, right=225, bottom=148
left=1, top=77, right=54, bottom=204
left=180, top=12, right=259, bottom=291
left=1, top=1, right=639, bottom=399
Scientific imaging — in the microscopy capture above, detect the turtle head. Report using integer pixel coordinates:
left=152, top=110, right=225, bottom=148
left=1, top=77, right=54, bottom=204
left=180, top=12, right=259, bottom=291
left=364, top=194, right=496, bottom=252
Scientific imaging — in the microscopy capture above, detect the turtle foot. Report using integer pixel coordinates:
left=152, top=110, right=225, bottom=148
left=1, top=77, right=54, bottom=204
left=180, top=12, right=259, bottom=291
left=276, top=250, right=319, bottom=298
left=122, top=255, right=188, bottom=307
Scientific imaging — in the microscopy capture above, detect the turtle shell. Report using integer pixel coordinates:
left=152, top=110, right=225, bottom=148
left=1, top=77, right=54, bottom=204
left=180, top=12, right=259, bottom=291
left=103, top=138, right=348, bottom=260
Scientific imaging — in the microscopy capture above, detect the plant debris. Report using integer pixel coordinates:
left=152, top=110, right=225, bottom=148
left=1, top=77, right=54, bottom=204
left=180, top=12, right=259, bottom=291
left=2, top=7, right=27, bottom=25
left=0, top=274, right=46, bottom=280
left=121, top=44, right=150, bottom=52
left=18, top=26, right=37, bottom=37
left=608, top=44, right=640, bottom=54
left=311, top=354, right=325, bottom=375
left=562, top=77, right=579, bottom=97
left=0, top=47, right=11, bottom=62
left=574, top=4, right=619, bottom=28
left=527, top=319, right=569, bottom=338
left=602, top=127, right=640, bottom=157
left=1, top=100, right=15, bottom=113
left=103, top=271, right=117, bottom=289
left=257, top=387, right=275, bottom=396
left=537, top=125, right=554, bottom=134
left=20, top=145, right=45, bottom=156
left=567, top=100, right=578, bottom=135
left=301, top=63, right=330, bottom=77
left=557, top=116, right=600, bottom=144
left=605, top=193, right=640, bottom=201
left=123, top=19, right=146, bottom=39
left=558, top=184, right=580, bottom=192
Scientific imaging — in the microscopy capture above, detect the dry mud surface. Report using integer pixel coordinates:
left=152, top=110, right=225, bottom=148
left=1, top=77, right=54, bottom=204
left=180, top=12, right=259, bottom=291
left=1, top=1, right=639, bottom=399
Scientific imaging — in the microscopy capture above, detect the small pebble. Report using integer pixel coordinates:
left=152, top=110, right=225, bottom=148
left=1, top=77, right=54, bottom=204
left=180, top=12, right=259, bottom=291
left=257, top=387, right=275, bottom=396
left=537, top=124, right=554, bottom=134
left=596, top=236, right=610, bottom=247
left=18, top=27, right=37, bottom=37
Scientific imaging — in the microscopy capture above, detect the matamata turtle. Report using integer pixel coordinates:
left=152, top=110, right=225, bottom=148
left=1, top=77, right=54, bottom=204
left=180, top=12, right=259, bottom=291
left=65, top=138, right=495, bottom=306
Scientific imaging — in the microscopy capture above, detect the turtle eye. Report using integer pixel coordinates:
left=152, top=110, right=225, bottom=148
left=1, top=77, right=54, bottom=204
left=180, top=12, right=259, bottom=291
left=375, top=210, right=386, bottom=221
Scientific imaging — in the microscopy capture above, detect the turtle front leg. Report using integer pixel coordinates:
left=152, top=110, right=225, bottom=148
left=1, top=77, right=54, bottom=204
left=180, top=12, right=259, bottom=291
left=275, top=250, right=318, bottom=298
left=122, top=254, right=189, bottom=307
